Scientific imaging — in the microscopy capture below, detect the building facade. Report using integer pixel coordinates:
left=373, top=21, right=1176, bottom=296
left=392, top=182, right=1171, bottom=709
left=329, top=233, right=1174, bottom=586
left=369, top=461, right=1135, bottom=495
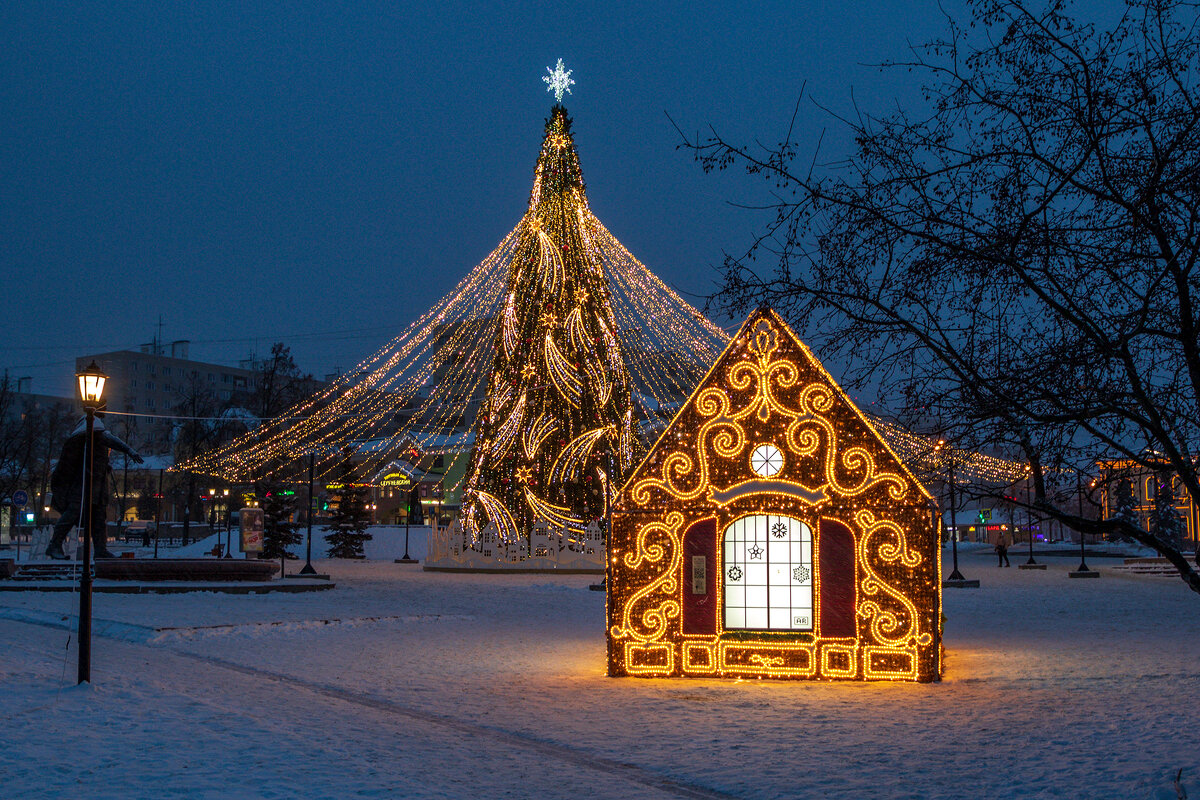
left=76, top=340, right=261, bottom=454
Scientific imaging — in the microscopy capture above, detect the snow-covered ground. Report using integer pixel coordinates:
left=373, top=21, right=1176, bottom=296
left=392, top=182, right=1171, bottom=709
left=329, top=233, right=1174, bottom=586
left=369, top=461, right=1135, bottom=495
left=8, top=524, right=433, bottom=562
left=1, top=545, right=1197, bottom=799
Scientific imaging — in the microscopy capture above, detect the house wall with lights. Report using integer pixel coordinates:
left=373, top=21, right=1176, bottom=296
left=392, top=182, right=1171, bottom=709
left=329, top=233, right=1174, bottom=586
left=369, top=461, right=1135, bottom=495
left=607, top=308, right=942, bottom=682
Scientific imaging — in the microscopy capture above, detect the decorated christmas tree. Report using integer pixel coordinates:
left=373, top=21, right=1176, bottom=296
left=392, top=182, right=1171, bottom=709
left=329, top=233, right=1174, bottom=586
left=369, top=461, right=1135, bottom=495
left=459, top=66, right=635, bottom=550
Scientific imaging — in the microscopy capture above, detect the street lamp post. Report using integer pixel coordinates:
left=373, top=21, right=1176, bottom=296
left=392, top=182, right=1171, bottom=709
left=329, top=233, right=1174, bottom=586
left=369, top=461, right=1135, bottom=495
left=300, top=451, right=317, bottom=575
left=946, top=451, right=965, bottom=581
left=75, top=361, right=107, bottom=685
left=153, top=468, right=163, bottom=559
left=1019, top=466, right=1046, bottom=570
left=1025, top=499, right=1036, bottom=565
left=396, top=482, right=418, bottom=564
left=937, top=440, right=977, bottom=588
left=1070, top=476, right=1100, bottom=578
left=223, top=489, right=233, bottom=559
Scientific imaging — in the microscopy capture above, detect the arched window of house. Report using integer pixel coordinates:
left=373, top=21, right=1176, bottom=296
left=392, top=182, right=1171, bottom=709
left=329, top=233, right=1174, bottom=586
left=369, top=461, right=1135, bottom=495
left=723, top=515, right=813, bottom=631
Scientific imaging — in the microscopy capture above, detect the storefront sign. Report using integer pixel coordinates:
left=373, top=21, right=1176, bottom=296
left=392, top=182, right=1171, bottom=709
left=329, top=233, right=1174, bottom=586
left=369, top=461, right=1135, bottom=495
left=379, top=472, right=412, bottom=489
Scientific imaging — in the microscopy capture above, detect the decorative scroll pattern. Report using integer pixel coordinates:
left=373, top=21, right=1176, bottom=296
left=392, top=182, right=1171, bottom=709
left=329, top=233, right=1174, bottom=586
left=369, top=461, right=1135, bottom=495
left=610, top=511, right=684, bottom=644
left=855, top=509, right=931, bottom=648
left=631, top=316, right=908, bottom=507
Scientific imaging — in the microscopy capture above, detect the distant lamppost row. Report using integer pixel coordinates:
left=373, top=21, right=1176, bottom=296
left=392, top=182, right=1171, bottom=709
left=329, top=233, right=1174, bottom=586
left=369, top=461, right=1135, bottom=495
left=75, top=361, right=107, bottom=685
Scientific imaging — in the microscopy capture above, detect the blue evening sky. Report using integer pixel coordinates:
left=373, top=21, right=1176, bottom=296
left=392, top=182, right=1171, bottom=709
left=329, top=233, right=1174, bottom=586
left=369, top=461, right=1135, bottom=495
left=0, top=1, right=1123, bottom=396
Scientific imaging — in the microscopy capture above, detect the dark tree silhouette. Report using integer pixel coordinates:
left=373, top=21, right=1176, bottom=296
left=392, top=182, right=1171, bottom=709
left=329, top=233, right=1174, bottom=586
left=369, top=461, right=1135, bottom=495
left=681, top=0, right=1200, bottom=592
left=326, top=460, right=372, bottom=559
left=259, top=482, right=302, bottom=559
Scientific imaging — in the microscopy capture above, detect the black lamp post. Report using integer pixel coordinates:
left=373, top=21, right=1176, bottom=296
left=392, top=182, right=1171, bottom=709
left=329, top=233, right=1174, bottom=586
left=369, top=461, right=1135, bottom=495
left=223, top=489, right=233, bottom=558
left=75, top=361, right=107, bottom=685
left=946, top=448, right=966, bottom=581
left=153, top=468, right=163, bottom=559
left=1070, top=476, right=1099, bottom=578
left=300, top=451, right=317, bottom=575
left=937, top=439, right=977, bottom=587
left=1024, top=468, right=1037, bottom=566
left=1018, top=466, right=1047, bottom=570
left=396, top=482, right=418, bottom=564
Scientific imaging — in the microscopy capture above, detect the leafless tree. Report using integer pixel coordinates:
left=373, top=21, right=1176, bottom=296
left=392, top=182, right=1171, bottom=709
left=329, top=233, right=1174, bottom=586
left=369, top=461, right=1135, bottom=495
left=680, top=0, right=1200, bottom=592
left=247, top=343, right=313, bottom=420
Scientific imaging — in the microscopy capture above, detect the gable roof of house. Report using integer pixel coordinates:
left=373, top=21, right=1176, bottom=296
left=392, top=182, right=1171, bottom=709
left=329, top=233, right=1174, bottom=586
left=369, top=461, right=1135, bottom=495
left=619, top=306, right=933, bottom=507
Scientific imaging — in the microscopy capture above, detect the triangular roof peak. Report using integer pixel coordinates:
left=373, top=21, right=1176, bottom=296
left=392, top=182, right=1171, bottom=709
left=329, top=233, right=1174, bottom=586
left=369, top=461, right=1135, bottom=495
left=620, top=306, right=933, bottom=510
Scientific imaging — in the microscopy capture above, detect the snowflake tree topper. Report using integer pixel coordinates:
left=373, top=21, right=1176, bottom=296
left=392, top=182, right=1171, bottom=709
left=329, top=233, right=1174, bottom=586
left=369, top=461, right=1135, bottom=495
left=543, top=59, right=575, bottom=103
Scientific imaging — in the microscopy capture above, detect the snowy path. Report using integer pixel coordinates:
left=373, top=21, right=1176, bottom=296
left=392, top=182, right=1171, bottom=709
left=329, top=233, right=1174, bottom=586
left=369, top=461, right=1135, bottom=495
left=1, top=619, right=715, bottom=800
left=2, top=548, right=1198, bottom=799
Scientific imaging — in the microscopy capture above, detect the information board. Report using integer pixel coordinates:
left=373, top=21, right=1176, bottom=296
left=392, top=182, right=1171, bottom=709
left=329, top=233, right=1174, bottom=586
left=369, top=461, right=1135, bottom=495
left=239, top=507, right=264, bottom=554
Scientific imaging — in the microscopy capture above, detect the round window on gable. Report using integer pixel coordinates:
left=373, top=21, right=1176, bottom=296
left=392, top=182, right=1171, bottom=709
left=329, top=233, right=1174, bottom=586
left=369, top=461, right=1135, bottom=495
left=750, top=443, right=784, bottom=478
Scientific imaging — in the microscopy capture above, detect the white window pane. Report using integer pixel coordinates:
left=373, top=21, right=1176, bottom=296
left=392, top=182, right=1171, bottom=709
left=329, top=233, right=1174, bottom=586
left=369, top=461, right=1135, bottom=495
left=791, top=540, right=805, bottom=563
left=745, top=608, right=769, bottom=628
left=768, top=538, right=789, bottom=561
left=745, top=563, right=769, bottom=585
left=725, top=607, right=745, bottom=628
left=746, top=585, right=769, bottom=608
left=725, top=541, right=740, bottom=563
left=725, top=585, right=745, bottom=607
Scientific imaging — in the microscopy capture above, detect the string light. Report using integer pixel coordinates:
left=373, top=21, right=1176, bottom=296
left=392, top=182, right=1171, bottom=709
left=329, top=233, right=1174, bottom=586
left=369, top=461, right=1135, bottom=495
left=177, top=97, right=1021, bottom=574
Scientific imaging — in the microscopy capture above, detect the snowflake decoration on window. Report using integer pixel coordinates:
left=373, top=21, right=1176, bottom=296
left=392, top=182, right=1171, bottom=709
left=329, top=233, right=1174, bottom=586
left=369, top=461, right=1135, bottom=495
left=748, top=544, right=763, bottom=559
left=792, top=566, right=810, bottom=583
left=771, top=521, right=788, bottom=539
left=727, top=565, right=743, bottom=582
left=543, top=59, right=575, bottom=103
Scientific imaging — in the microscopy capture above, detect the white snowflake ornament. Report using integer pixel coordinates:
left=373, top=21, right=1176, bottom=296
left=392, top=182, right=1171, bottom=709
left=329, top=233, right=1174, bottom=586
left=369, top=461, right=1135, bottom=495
left=543, top=59, right=575, bottom=103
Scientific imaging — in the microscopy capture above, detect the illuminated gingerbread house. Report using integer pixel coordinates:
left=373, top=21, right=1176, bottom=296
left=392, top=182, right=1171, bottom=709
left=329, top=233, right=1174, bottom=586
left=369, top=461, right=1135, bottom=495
left=607, top=308, right=942, bottom=682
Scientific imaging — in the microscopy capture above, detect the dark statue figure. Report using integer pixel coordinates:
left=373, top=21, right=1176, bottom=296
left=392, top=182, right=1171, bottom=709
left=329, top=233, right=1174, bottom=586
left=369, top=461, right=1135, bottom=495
left=47, top=414, right=143, bottom=560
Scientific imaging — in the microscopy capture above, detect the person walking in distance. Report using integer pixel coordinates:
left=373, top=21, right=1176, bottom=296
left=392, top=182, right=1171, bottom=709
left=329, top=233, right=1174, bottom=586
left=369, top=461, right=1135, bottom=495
left=994, top=538, right=1011, bottom=568
left=46, top=413, right=143, bottom=560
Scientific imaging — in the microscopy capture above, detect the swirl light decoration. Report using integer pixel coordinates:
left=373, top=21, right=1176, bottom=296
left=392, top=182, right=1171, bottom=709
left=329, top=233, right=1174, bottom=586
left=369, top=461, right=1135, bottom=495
left=608, top=308, right=943, bottom=682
